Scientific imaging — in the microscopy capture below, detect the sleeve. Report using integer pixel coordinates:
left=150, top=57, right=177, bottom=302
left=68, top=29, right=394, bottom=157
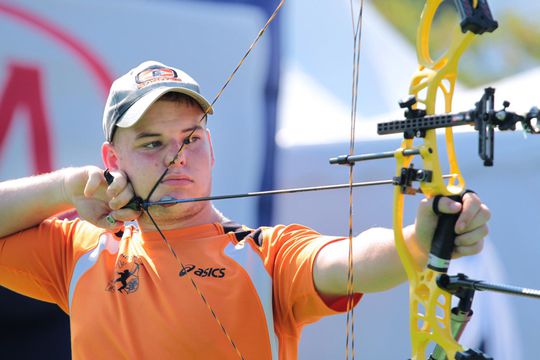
left=261, top=224, right=362, bottom=336
left=0, top=218, right=103, bottom=313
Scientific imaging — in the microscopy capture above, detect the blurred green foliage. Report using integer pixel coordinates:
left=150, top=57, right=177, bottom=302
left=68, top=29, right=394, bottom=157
left=371, top=0, right=540, bottom=87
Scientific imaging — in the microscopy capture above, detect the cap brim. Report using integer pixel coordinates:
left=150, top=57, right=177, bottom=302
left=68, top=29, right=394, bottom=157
left=116, top=87, right=214, bottom=129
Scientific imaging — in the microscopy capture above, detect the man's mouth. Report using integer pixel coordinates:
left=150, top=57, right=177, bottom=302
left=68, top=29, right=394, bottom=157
left=161, top=175, right=193, bottom=185
left=153, top=175, right=195, bottom=206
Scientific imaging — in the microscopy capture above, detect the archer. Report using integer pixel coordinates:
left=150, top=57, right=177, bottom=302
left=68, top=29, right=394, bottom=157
left=0, top=60, right=489, bottom=359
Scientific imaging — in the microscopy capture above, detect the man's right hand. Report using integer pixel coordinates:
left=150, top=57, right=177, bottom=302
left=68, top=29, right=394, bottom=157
left=64, top=166, right=141, bottom=231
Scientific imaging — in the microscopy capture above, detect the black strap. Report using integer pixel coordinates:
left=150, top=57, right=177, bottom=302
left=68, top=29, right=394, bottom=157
left=461, top=189, right=477, bottom=199
left=433, top=189, right=477, bottom=216
left=432, top=195, right=444, bottom=216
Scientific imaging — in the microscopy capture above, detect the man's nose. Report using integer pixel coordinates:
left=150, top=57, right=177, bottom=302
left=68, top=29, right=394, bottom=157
left=165, top=141, right=187, bottom=167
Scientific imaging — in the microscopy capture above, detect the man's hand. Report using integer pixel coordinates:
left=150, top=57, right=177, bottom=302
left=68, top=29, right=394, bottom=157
left=64, top=166, right=141, bottom=231
left=414, top=192, right=491, bottom=259
left=313, top=192, right=491, bottom=297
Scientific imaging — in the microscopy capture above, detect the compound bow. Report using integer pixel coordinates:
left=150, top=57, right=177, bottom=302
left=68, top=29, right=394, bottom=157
left=331, top=1, right=540, bottom=359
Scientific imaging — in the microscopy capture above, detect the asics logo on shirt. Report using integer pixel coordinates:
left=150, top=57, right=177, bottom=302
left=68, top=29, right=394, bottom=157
left=179, top=264, right=226, bottom=278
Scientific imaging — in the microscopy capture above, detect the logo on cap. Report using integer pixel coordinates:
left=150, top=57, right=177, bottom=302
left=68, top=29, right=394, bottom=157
left=135, top=66, right=182, bottom=88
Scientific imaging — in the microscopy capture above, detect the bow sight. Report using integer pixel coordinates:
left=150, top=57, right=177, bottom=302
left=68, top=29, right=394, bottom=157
left=379, top=87, right=540, bottom=166
left=332, top=87, right=540, bottom=168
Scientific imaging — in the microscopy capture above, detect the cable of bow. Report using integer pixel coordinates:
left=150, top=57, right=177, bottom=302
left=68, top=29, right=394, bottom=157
left=345, top=1, right=364, bottom=359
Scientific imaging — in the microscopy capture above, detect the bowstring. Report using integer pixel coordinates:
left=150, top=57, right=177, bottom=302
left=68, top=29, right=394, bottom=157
left=140, top=1, right=286, bottom=358
left=145, top=0, right=285, bottom=203
left=345, top=0, right=364, bottom=359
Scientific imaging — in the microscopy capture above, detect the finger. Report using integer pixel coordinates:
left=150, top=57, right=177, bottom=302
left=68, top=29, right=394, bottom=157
left=109, top=186, right=137, bottom=210
left=106, top=170, right=129, bottom=198
left=84, top=169, right=105, bottom=197
left=467, top=203, right=491, bottom=232
left=455, top=192, right=482, bottom=233
left=457, top=202, right=491, bottom=235
left=430, top=196, right=462, bottom=215
left=455, top=224, right=489, bottom=247
left=453, top=236, right=485, bottom=258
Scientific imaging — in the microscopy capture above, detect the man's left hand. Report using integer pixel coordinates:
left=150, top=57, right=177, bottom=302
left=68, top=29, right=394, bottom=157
left=414, top=192, right=491, bottom=258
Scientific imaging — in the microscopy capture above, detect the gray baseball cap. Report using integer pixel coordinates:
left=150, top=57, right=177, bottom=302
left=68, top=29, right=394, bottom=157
left=102, top=60, right=213, bottom=142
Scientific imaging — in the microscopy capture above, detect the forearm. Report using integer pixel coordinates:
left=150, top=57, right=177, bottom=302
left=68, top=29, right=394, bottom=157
left=314, top=225, right=428, bottom=296
left=0, top=168, right=82, bottom=238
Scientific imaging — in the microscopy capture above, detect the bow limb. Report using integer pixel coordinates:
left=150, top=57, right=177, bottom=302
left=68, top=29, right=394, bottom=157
left=393, top=1, right=495, bottom=358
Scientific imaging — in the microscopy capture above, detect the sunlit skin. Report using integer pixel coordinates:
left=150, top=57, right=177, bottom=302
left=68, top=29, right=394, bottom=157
left=101, top=100, right=224, bottom=230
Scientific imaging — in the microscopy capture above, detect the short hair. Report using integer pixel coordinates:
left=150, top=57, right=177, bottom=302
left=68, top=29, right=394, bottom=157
left=157, top=92, right=208, bottom=127
left=157, top=92, right=202, bottom=109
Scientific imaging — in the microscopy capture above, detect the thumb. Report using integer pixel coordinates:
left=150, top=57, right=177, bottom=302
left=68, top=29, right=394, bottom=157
left=84, top=168, right=106, bottom=198
left=430, top=196, right=462, bottom=215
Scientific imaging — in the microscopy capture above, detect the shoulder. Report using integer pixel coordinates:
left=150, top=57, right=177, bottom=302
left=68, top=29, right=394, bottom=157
left=40, top=216, right=110, bottom=252
left=261, top=224, right=323, bottom=244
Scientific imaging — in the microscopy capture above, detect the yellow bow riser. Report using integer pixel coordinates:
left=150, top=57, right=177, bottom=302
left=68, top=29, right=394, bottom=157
left=393, top=0, right=488, bottom=358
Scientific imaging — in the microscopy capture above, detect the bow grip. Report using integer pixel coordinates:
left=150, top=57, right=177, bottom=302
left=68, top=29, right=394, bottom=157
left=103, top=169, right=143, bottom=211
left=427, top=194, right=462, bottom=273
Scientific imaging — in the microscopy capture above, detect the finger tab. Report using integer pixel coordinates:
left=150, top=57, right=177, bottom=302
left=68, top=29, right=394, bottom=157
left=432, top=195, right=444, bottom=216
left=103, top=169, right=114, bottom=185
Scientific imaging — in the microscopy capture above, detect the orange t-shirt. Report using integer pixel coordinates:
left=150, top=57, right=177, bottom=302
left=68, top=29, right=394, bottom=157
left=0, top=218, right=361, bottom=359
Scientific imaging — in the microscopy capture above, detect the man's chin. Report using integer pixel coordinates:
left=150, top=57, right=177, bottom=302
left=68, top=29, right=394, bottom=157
left=148, top=194, right=208, bottom=212
left=142, top=200, right=205, bottom=225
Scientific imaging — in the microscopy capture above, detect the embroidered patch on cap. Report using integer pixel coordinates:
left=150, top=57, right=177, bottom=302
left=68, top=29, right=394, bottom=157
left=135, top=66, right=182, bottom=88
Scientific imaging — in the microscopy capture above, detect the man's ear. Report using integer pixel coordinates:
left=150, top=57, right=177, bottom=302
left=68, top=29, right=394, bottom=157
left=206, top=129, right=215, bottom=167
left=102, top=142, right=119, bottom=170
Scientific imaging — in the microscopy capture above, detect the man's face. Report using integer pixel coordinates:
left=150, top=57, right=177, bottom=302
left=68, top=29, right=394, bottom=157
left=104, top=100, right=214, bottom=222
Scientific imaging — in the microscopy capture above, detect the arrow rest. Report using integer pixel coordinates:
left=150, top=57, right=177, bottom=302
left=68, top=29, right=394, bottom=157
left=393, top=164, right=433, bottom=195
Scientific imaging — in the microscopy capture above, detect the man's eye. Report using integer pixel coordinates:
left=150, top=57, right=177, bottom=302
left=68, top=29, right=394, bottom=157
left=183, top=136, right=200, bottom=145
left=143, top=141, right=162, bottom=149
